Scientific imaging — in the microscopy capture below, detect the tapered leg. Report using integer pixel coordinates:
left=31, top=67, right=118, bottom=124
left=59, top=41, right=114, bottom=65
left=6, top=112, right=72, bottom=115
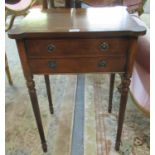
left=108, top=73, right=115, bottom=113
left=5, top=54, right=13, bottom=85
left=44, top=75, right=54, bottom=114
left=115, top=73, right=131, bottom=151
left=27, top=77, right=47, bottom=152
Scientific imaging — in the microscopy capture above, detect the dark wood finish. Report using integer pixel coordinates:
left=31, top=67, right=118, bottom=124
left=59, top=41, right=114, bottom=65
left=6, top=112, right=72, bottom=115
left=29, top=56, right=126, bottom=74
left=8, top=8, right=146, bottom=39
left=115, top=38, right=138, bottom=150
left=42, top=0, right=76, bottom=116
left=16, top=40, right=47, bottom=152
left=8, top=7, right=146, bottom=152
left=108, top=73, right=115, bottom=113
left=26, top=38, right=129, bottom=58
left=44, top=75, right=54, bottom=114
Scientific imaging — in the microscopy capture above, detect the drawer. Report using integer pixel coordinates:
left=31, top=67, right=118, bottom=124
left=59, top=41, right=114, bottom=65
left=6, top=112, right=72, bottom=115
left=29, top=56, right=126, bottom=74
left=25, top=38, right=129, bottom=58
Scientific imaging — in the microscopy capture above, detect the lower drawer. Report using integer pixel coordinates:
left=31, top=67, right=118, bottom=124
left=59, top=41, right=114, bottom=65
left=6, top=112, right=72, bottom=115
left=29, top=56, right=126, bottom=74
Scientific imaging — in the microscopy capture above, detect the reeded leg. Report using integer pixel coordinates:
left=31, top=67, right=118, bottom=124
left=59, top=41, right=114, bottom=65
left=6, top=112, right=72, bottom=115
left=27, top=77, right=47, bottom=152
left=44, top=75, right=54, bottom=114
left=5, top=54, right=13, bottom=85
left=108, top=73, right=115, bottom=113
left=115, top=73, right=131, bottom=151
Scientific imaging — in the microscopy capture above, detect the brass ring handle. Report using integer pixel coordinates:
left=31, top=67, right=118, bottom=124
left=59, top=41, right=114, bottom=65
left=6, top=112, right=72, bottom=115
left=48, top=60, right=57, bottom=69
left=99, top=42, right=109, bottom=51
left=98, top=60, right=107, bottom=68
left=47, top=44, right=56, bottom=52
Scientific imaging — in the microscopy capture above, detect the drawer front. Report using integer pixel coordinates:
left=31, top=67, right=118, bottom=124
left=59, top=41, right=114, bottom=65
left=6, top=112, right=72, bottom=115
left=29, top=56, right=126, bottom=74
left=26, top=38, right=129, bottom=58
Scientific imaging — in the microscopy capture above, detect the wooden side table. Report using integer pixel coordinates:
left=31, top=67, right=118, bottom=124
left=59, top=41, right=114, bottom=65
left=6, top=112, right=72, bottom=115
left=8, top=7, right=146, bottom=152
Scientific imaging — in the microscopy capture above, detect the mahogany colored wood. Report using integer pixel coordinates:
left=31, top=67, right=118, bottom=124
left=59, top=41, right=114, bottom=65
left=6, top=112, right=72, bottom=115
left=8, top=7, right=146, bottom=39
left=44, top=75, right=54, bottom=114
left=28, top=56, right=126, bottom=74
left=108, top=73, right=115, bottom=113
left=41, top=0, right=75, bottom=117
left=26, top=38, right=129, bottom=58
left=8, top=7, right=146, bottom=152
left=115, top=38, right=138, bottom=150
left=16, top=39, right=47, bottom=152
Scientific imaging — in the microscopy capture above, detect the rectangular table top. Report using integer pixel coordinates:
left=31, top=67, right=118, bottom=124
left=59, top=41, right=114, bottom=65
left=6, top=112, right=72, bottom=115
left=8, top=6, right=146, bottom=39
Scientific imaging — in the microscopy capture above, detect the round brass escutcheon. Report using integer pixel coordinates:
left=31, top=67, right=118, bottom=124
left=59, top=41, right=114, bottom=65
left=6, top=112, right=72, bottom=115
left=99, top=42, right=109, bottom=51
left=48, top=60, right=57, bottom=69
left=98, top=60, right=107, bottom=68
left=47, top=44, right=56, bottom=52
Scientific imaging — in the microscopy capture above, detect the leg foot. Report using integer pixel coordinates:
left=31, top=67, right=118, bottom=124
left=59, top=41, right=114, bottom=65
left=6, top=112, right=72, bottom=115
left=49, top=105, right=54, bottom=114
left=115, top=141, right=120, bottom=151
left=42, top=141, right=47, bottom=152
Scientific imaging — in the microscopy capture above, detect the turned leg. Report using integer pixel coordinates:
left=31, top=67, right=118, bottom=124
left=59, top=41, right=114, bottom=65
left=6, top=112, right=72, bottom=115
left=27, top=77, right=47, bottom=152
left=44, top=75, right=54, bottom=114
left=5, top=54, right=13, bottom=85
left=108, top=73, right=115, bottom=113
left=115, top=73, right=131, bottom=150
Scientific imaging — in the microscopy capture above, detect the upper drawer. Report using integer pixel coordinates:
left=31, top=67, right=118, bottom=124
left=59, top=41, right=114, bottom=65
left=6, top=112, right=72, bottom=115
left=25, top=38, right=129, bottom=58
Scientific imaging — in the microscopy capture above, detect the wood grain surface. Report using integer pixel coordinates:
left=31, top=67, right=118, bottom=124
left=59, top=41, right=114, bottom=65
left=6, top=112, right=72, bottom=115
left=8, top=7, right=146, bottom=39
